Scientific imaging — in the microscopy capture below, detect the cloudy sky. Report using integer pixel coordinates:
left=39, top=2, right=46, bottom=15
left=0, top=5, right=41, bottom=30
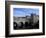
left=13, top=8, right=39, bottom=17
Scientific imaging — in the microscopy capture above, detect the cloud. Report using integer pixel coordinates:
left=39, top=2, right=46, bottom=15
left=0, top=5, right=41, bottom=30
left=13, top=8, right=39, bottom=17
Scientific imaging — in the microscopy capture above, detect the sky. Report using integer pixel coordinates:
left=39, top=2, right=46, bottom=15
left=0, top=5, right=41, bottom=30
left=13, top=8, right=39, bottom=17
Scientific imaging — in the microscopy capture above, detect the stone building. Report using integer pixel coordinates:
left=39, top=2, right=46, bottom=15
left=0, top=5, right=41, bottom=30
left=13, top=13, right=39, bottom=25
left=31, top=14, right=39, bottom=24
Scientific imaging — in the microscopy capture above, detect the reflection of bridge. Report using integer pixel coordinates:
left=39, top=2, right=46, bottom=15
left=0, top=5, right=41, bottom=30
left=13, top=21, right=39, bottom=29
left=13, top=14, right=39, bottom=29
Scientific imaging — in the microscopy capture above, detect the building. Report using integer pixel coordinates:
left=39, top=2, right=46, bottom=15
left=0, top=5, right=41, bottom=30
left=31, top=13, right=39, bottom=24
left=13, top=13, right=39, bottom=25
